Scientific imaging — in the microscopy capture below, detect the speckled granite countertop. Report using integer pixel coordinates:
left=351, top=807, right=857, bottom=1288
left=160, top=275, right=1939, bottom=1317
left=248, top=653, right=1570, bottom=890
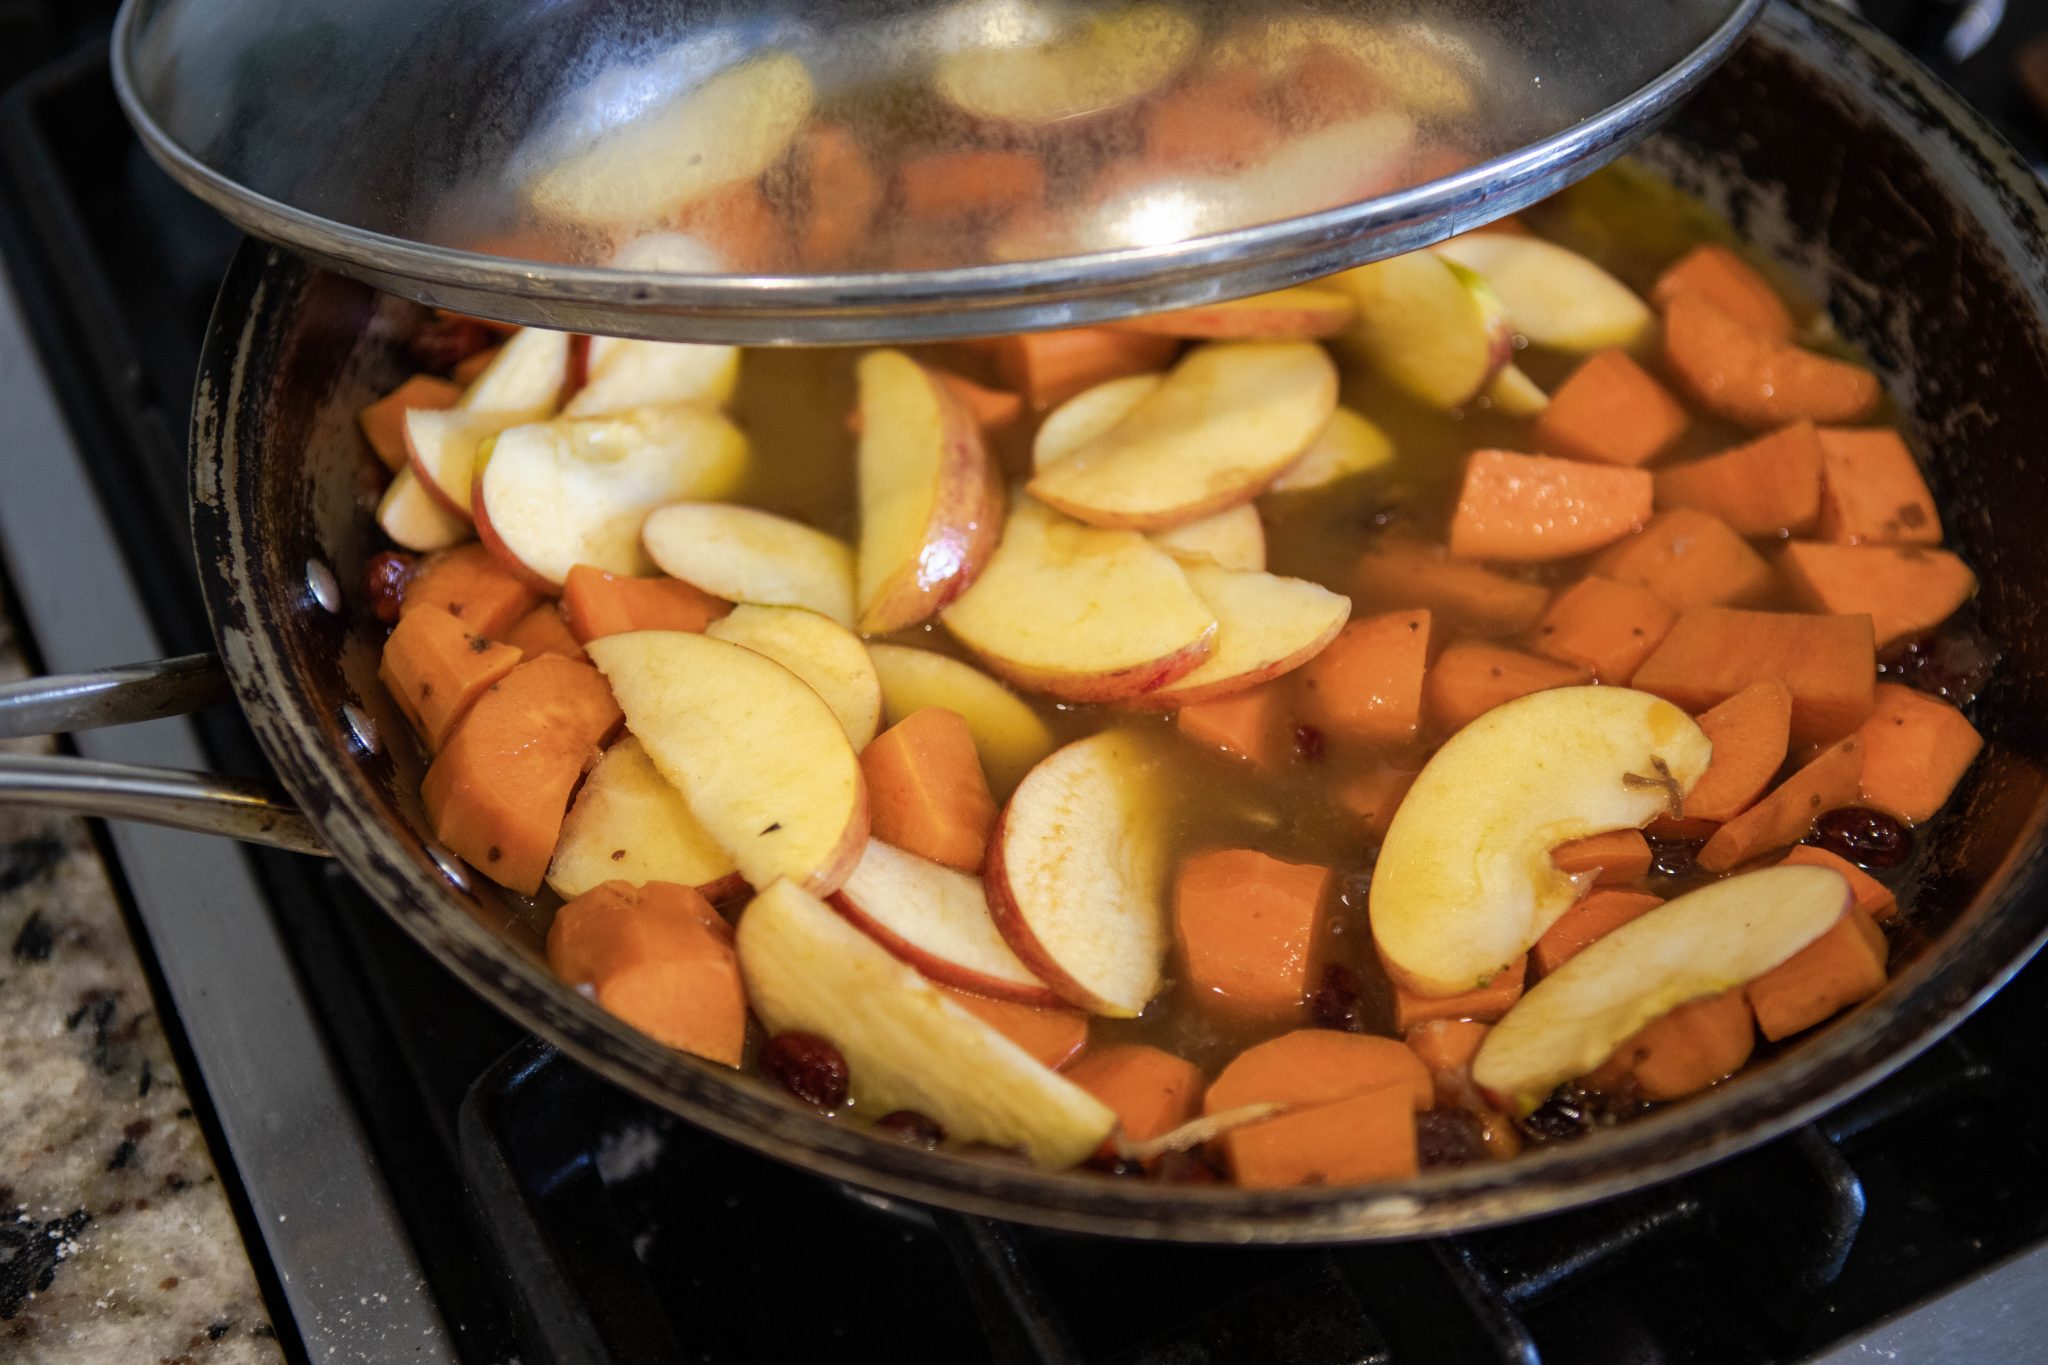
left=0, top=597, right=282, bottom=1363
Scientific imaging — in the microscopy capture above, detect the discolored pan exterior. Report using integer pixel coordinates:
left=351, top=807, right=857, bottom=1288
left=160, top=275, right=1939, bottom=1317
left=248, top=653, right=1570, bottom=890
left=188, top=1, right=2048, bottom=1241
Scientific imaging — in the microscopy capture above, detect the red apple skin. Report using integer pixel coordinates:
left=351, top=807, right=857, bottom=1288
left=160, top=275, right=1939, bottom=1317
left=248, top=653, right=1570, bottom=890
left=404, top=416, right=477, bottom=522
left=858, top=365, right=1005, bottom=634
left=797, top=785, right=872, bottom=898
left=825, top=891, right=1067, bottom=1009
left=966, top=625, right=1215, bottom=705
left=1124, top=611, right=1348, bottom=710
left=470, top=470, right=563, bottom=596
left=980, top=798, right=1123, bottom=1015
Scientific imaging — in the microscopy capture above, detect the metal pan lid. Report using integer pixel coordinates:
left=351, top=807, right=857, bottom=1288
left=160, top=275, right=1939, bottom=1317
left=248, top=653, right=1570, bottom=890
left=113, top=0, right=1761, bottom=343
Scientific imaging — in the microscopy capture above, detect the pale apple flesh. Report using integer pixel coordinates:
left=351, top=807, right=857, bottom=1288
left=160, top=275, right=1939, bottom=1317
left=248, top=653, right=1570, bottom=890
left=406, top=326, right=573, bottom=517
left=1331, top=250, right=1511, bottom=409
left=705, top=604, right=882, bottom=750
left=864, top=644, right=1057, bottom=796
left=1370, top=687, right=1713, bottom=996
left=828, top=839, right=1062, bottom=1007
left=587, top=632, right=868, bottom=896
left=547, top=737, right=742, bottom=901
left=1266, top=407, right=1395, bottom=494
left=567, top=338, right=740, bottom=416
left=1134, top=562, right=1351, bottom=708
left=939, top=495, right=1216, bottom=702
left=737, top=879, right=1116, bottom=1168
left=641, top=502, right=857, bottom=627
left=473, top=405, right=751, bottom=587
left=1031, top=374, right=1160, bottom=471
left=1147, top=504, right=1267, bottom=572
left=1027, top=341, right=1339, bottom=530
left=854, top=349, right=1004, bottom=634
left=1472, top=865, right=1850, bottom=1112
left=984, top=730, right=1173, bottom=1016
left=376, top=465, right=471, bottom=552
left=1435, top=234, right=1654, bottom=352
left=934, top=3, right=1197, bottom=124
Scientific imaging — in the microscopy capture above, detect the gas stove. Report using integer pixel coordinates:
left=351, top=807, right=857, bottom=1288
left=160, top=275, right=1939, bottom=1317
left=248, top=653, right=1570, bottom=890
left=3, top=5, right=2047, bottom=1362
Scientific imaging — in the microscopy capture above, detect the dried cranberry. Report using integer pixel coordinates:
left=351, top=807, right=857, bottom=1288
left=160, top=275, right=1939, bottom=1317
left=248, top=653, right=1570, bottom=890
left=1089, top=1154, right=1146, bottom=1178
left=1810, top=806, right=1912, bottom=870
left=1310, top=963, right=1367, bottom=1033
left=1293, top=725, right=1326, bottom=762
left=872, top=1110, right=946, bottom=1147
left=1154, top=1150, right=1220, bottom=1184
left=760, top=1032, right=849, bottom=1109
left=1882, top=623, right=1997, bottom=706
left=1515, top=1080, right=1644, bottom=1144
left=363, top=551, right=417, bottom=625
left=1647, top=836, right=1702, bottom=880
left=1416, top=1110, right=1488, bottom=1168
left=406, top=314, right=498, bottom=374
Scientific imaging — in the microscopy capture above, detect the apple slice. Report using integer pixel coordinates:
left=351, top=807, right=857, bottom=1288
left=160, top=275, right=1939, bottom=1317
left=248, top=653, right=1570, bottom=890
left=1031, top=374, right=1160, bottom=471
left=462, top=326, right=575, bottom=415
left=1471, top=865, right=1850, bottom=1112
left=587, top=631, right=868, bottom=895
left=829, top=839, right=1061, bottom=1006
left=1370, top=686, right=1713, bottom=996
left=528, top=52, right=814, bottom=228
left=641, top=503, right=857, bottom=627
left=1028, top=342, right=1339, bottom=530
left=1148, top=504, right=1266, bottom=572
left=566, top=339, right=740, bottom=417
left=407, top=326, right=574, bottom=516
left=1134, top=563, right=1350, bottom=708
left=1266, top=406, right=1395, bottom=494
left=737, top=879, right=1115, bottom=1167
left=934, top=2, right=1198, bottom=125
left=985, top=730, right=1174, bottom=1015
left=473, top=405, right=750, bottom=587
left=940, top=495, right=1216, bottom=702
left=1331, top=251, right=1511, bottom=409
left=865, top=644, right=1056, bottom=795
left=1435, top=234, right=1653, bottom=352
left=1109, top=285, right=1356, bottom=340
left=705, top=604, right=882, bottom=750
left=854, top=349, right=1004, bottom=634
left=547, top=737, right=742, bottom=901
left=376, top=466, right=470, bottom=552
left=1484, top=365, right=1550, bottom=418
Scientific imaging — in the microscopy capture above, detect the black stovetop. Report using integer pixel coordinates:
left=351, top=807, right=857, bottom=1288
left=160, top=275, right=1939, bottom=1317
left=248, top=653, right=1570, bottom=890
left=5, top=5, right=2048, bottom=1362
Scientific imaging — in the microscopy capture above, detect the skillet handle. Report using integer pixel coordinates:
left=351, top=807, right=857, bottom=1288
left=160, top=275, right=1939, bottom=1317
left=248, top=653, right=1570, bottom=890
left=0, top=654, right=329, bottom=857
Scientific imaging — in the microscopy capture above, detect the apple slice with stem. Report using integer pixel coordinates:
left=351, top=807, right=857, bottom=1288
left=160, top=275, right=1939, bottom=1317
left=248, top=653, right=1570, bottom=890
left=1132, top=562, right=1350, bottom=708
left=376, top=466, right=470, bottom=552
left=1108, top=285, right=1356, bottom=340
left=587, top=631, right=868, bottom=896
left=1028, top=341, right=1338, bottom=530
left=1148, top=504, right=1266, bottom=571
left=641, top=502, right=857, bottom=627
left=705, top=604, right=882, bottom=750
left=473, top=405, right=750, bottom=588
left=407, top=326, right=574, bottom=517
left=1331, top=251, right=1511, bottom=409
left=865, top=644, right=1057, bottom=796
left=547, top=737, right=742, bottom=901
left=737, top=879, right=1115, bottom=1167
left=854, top=349, right=1004, bottom=634
left=1371, top=686, right=1713, bottom=996
left=528, top=52, right=814, bottom=228
left=1472, top=865, right=1850, bottom=1112
left=1435, top=234, right=1653, bottom=352
left=566, top=338, right=740, bottom=417
left=940, top=495, right=1216, bottom=702
left=829, top=839, right=1062, bottom=1007
left=985, top=730, right=1174, bottom=1016
left=934, top=2, right=1197, bottom=125
left=1267, top=406, right=1395, bottom=494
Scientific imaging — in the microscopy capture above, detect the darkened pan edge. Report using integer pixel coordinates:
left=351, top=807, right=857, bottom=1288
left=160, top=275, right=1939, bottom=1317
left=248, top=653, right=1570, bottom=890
left=189, top=0, right=2048, bottom=1242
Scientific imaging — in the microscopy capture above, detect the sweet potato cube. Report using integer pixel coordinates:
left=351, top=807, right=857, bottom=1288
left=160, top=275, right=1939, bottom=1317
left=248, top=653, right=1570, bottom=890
left=358, top=374, right=461, bottom=472
left=1551, top=829, right=1653, bottom=886
left=563, top=565, right=731, bottom=642
left=1777, top=542, right=1976, bottom=651
left=1225, top=1083, right=1419, bottom=1188
left=1354, top=539, right=1549, bottom=632
left=1673, top=679, right=1793, bottom=827
left=1630, top=607, right=1876, bottom=746
left=1815, top=427, right=1942, bottom=546
left=378, top=604, right=524, bottom=751
left=1586, top=988, right=1754, bottom=1101
left=861, top=708, right=998, bottom=873
left=1205, top=1029, right=1432, bottom=1115
left=502, top=603, right=587, bottom=662
left=1746, top=909, right=1890, bottom=1041
left=1449, top=451, right=1653, bottom=562
left=1698, top=736, right=1864, bottom=873
left=403, top=543, right=542, bottom=640
left=1064, top=1044, right=1202, bottom=1152
left=991, top=328, right=1177, bottom=410
left=1591, top=509, right=1774, bottom=612
left=899, top=149, right=1047, bottom=220
left=1391, top=955, right=1526, bottom=1030
left=1177, top=683, right=1287, bottom=768
left=1533, top=890, right=1663, bottom=974
left=547, top=881, right=745, bottom=1065
left=1661, top=292, right=1880, bottom=429
left=1652, top=244, right=1795, bottom=343
left=1175, top=849, right=1331, bottom=1017
left=939, top=986, right=1089, bottom=1070
left=1779, top=845, right=1897, bottom=921
left=1296, top=610, right=1430, bottom=744
left=1655, top=421, right=1824, bottom=537
left=1334, top=764, right=1419, bottom=841
left=1424, top=642, right=1588, bottom=734
left=1853, top=682, right=1984, bottom=825
left=1534, top=350, right=1690, bottom=467
left=1531, top=576, right=1676, bottom=682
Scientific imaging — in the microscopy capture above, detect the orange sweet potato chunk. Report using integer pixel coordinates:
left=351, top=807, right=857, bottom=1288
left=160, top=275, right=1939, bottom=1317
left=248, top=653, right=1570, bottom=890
left=562, top=565, right=731, bottom=642
left=1406, top=1018, right=1490, bottom=1080
left=1335, top=764, right=1420, bottom=841
left=547, top=881, right=745, bottom=1066
left=1662, top=292, right=1880, bottom=429
left=1654, top=421, right=1825, bottom=537
left=1590, top=509, right=1774, bottom=612
left=1064, top=1044, right=1203, bottom=1151
left=1698, top=736, right=1864, bottom=873
left=1551, top=830, right=1653, bottom=886
left=1177, top=683, right=1288, bottom=768
left=1295, top=610, right=1431, bottom=744
left=502, top=603, right=587, bottom=662
left=1630, top=607, right=1876, bottom=746
left=991, top=328, right=1177, bottom=410
left=403, top=544, right=543, bottom=640
left=378, top=604, right=524, bottom=751
left=940, top=986, right=1090, bottom=1069
left=1449, top=451, right=1653, bottom=562
left=1586, top=988, right=1755, bottom=1101
left=1746, top=909, right=1889, bottom=1041
left=1673, top=679, right=1793, bottom=825
left=899, top=150, right=1048, bottom=220
left=359, top=374, right=462, bottom=472
left=794, top=125, right=885, bottom=267
left=1424, top=642, right=1588, bottom=734
left=1779, top=845, right=1897, bottom=921
left=1533, top=890, right=1663, bottom=974
left=1225, top=1083, right=1419, bottom=1188
left=1354, top=539, right=1550, bottom=632
left=1205, top=1029, right=1432, bottom=1115
left=1853, top=682, right=1984, bottom=825
left=1143, top=71, right=1280, bottom=170
left=1777, top=543, right=1976, bottom=651
left=1391, top=955, right=1526, bottom=1030
left=1815, top=427, right=1942, bottom=546
left=1652, top=244, right=1796, bottom=343
left=861, top=708, right=998, bottom=873
left=1531, top=576, right=1676, bottom=683
left=1534, top=350, right=1690, bottom=467
left=1175, top=849, right=1330, bottom=1017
